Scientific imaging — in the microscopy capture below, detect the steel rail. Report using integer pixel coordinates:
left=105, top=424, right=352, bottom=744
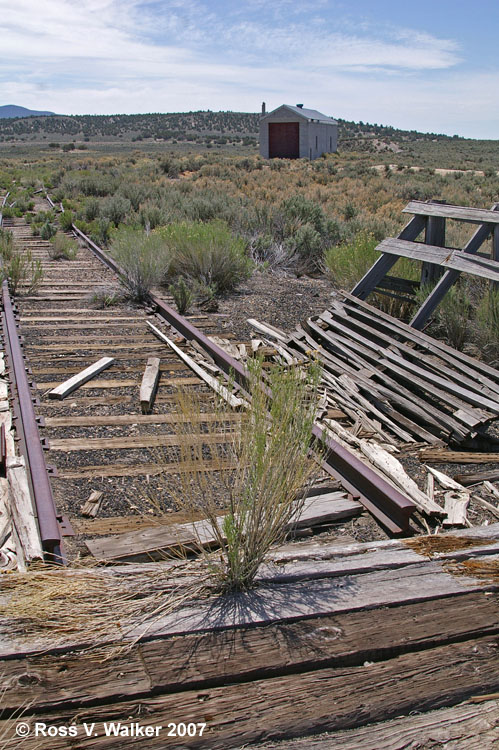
left=1, top=280, right=62, bottom=562
left=71, top=222, right=415, bottom=534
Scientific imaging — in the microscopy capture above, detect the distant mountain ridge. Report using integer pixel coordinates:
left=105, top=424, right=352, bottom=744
left=0, top=105, right=55, bottom=119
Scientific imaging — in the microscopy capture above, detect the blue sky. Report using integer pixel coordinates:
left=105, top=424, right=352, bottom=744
left=1, top=0, right=498, bottom=138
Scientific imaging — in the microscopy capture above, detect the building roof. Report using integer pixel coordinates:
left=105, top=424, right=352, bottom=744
left=263, top=104, right=337, bottom=125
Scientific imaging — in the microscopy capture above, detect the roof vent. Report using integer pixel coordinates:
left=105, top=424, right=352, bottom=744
left=296, top=103, right=304, bottom=108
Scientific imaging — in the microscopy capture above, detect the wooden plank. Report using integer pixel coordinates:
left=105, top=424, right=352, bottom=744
left=140, top=357, right=160, bottom=414
left=403, top=199, right=499, bottom=224
left=421, top=210, right=445, bottom=286
left=80, top=490, right=104, bottom=518
left=420, top=450, right=499, bottom=464
left=266, top=700, right=499, bottom=750
left=57, top=458, right=235, bottom=480
left=378, top=238, right=499, bottom=282
left=7, top=456, right=44, bottom=563
left=86, top=493, right=361, bottom=562
left=443, top=491, right=470, bottom=527
left=4, top=636, right=499, bottom=749
left=48, top=357, right=115, bottom=399
left=44, top=413, right=241, bottom=428
left=49, top=432, right=235, bottom=453
left=1, top=593, right=497, bottom=715
left=41, top=376, right=201, bottom=390
left=358, top=441, right=444, bottom=516
left=455, top=470, right=499, bottom=485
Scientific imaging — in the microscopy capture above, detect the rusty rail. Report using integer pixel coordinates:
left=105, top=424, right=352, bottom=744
left=1, top=281, right=62, bottom=561
left=71, top=222, right=415, bottom=534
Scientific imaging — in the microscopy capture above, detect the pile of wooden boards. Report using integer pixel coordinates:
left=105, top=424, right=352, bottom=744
left=250, top=291, right=499, bottom=447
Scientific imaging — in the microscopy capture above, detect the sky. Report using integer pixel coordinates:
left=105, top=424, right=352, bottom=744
left=1, top=0, right=498, bottom=139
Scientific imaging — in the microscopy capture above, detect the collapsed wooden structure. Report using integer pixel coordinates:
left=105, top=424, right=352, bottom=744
left=352, top=199, right=499, bottom=327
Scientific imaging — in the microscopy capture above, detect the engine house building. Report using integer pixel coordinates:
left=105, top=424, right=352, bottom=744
left=259, top=103, right=338, bottom=160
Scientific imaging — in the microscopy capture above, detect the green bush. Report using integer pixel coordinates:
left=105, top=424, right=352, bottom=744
left=59, top=210, right=75, bottom=231
left=169, top=276, right=194, bottom=314
left=158, top=220, right=251, bottom=294
left=40, top=221, right=57, bottom=240
left=110, top=227, right=170, bottom=302
left=324, top=231, right=380, bottom=289
left=1, top=248, right=43, bottom=295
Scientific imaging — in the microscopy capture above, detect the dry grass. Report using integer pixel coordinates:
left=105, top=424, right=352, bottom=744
left=0, top=558, right=212, bottom=650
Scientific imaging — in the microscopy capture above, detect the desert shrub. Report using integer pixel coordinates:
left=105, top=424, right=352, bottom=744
left=0, top=248, right=43, bottom=295
left=84, top=198, right=100, bottom=222
left=159, top=220, right=251, bottom=294
left=110, top=227, right=170, bottom=302
left=87, top=285, right=123, bottom=308
left=171, top=356, right=322, bottom=591
left=40, top=220, right=57, bottom=240
left=169, top=276, right=194, bottom=314
left=0, top=228, right=14, bottom=261
left=59, top=209, right=75, bottom=231
left=100, top=195, right=131, bottom=227
left=324, top=231, right=379, bottom=289
left=429, top=284, right=471, bottom=351
left=48, top=233, right=78, bottom=260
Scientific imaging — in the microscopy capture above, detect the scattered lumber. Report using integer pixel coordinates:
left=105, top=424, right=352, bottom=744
left=47, top=356, right=114, bottom=399
left=80, top=490, right=104, bottom=518
left=251, top=294, right=499, bottom=448
left=139, top=356, right=160, bottom=413
left=147, top=321, right=245, bottom=409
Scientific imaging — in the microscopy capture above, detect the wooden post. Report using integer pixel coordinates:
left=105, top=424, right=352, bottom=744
left=421, top=211, right=446, bottom=287
left=493, top=225, right=499, bottom=292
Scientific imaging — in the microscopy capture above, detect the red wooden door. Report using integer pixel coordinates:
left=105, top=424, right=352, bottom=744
left=268, top=122, right=299, bottom=158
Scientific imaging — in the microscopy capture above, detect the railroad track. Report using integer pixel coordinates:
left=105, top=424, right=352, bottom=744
left=1, top=196, right=239, bottom=560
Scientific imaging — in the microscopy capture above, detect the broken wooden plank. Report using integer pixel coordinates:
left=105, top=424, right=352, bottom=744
left=147, top=322, right=245, bottom=409
left=359, top=441, right=444, bottom=516
left=47, top=356, right=114, bottom=399
left=140, top=357, right=160, bottom=414
left=44, top=413, right=241, bottom=428
left=80, top=491, right=104, bottom=518
left=443, top=492, right=470, bottom=527
left=7, top=456, right=43, bottom=563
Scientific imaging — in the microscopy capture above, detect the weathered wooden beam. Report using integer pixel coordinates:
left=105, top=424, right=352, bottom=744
left=421, top=209, right=446, bottom=286
left=47, top=356, right=114, bottom=399
left=377, top=238, right=499, bottom=282
left=403, top=200, right=499, bottom=224
left=140, top=357, right=160, bottom=414
left=420, top=449, right=499, bottom=464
